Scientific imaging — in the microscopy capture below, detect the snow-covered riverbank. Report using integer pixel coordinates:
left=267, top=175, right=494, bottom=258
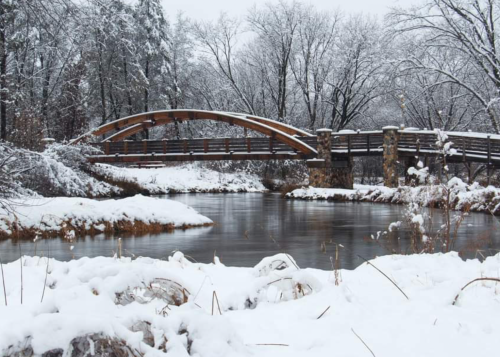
left=0, top=252, right=498, bottom=356
left=100, top=163, right=266, bottom=194
left=287, top=178, right=500, bottom=215
left=0, top=195, right=213, bottom=239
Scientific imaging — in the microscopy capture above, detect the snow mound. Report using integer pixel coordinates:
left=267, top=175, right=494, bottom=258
left=0, top=195, right=213, bottom=238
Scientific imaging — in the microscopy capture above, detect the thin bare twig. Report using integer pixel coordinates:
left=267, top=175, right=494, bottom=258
left=19, top=244, right=23, bottom=305
left=212, top=291, right=222, bottom=315
left=452, top=277, right=500, bottom=305
left=0, top=255, right=7, bottom=306
left=357, top=255, right=409, bottom=300
left=351, top=328, right=376, bottom=357
left=317, top=306, right=331, bottom=319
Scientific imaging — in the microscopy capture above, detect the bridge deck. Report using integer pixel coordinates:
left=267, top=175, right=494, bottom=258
left=87, top=131, right=500, bottom=166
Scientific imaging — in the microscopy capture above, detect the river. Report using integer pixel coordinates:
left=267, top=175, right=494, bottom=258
left=0, top=193, right=498, bottom=269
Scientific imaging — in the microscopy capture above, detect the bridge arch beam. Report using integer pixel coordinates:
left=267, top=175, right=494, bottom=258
left=72, top=110, right=317, bottom=155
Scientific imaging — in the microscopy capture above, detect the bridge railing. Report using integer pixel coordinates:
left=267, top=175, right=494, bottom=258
left=91, top=136, right=302, bottom=156
left=88, top=129, right=500, bottom=166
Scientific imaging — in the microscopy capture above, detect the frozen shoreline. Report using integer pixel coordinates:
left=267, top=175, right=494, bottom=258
left=0, top=252, right=499, bottom=356
left=287, top=179, right=500, bottom=215
left=98, top=163, right=267, bottom=194
left=0, top=195, right=213, bottom=239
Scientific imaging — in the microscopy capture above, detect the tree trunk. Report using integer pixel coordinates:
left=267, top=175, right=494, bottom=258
left=0, top=23, right=6, bottom=140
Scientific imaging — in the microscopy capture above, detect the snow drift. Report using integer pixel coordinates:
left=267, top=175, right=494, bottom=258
left=0, top=252, right=499, bottom=356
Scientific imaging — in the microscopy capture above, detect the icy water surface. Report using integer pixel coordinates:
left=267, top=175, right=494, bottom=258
left=1, top=193, right=499, bottom=269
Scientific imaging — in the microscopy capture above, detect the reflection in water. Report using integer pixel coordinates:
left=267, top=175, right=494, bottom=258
left=0, top=193, right=498, bottom=269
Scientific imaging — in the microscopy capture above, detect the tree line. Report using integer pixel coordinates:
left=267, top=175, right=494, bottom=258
left=1, top=0, right=499, bottom=148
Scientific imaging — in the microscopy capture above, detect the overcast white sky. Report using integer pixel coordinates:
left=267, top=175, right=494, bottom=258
left=154, top=0, right=413, bottom=20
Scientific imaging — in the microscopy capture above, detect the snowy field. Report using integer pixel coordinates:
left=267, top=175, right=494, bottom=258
left=287, top=178, right=500, bottom=215
left=100, top=164, right=266, bottom=194
left=0, top=195, right=212, bottom=238
left=0, top=252, right=499, bottom=356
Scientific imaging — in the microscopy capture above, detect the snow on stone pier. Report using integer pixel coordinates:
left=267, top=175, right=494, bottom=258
left=0, top=195, right=213, bottom=238
left=0, top=252, right=499, bottom=356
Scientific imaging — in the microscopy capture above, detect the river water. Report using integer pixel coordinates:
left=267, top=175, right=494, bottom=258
left=1, top=193, right=499, bottom=269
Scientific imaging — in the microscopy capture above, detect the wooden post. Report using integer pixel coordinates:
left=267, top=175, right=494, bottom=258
left=105, top=141, right=110, bottom=155
left=367, top=135, right=370, bottom=154
left=162, top=139, right=167, bottom=154
left=247, top=138, right=251, bottom=153
left=487, top=135, right=491, bottom=185
left=124, top=141, right=128, bottom=155
left=204, top=139, right=209, bottom=153
left=269, top=132, right=275, bottom=152
left=143, top=140, right=147, bottom=154
left=225, top=138, right=230, bottom=153
left=183, top=140, right=188, bottom=154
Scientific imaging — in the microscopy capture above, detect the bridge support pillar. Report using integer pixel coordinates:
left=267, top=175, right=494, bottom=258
left=383, top=126, right=400, bottom=188
left=307, top=129, right=353, bottom=189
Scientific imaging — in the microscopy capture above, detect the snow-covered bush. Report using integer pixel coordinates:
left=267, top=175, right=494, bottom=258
left=253, top=254, right=322, bottom=303
left=0, top=141, right=119, bottom=198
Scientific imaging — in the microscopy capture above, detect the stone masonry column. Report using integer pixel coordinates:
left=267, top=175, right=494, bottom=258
left=330, top=157, right=354, bottom=189
left=383, top=126, right=400, bottom=188
left=307, top=129, right=332, bottom=188
left=307, top=129, right=354, bottom=189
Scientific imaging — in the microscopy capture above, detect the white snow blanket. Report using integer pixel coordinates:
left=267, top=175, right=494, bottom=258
left=100, top=163, right=266, bottom=193
left=0, top=252, right=499, bottom=356
left=0, top=195, right=213, bottom=236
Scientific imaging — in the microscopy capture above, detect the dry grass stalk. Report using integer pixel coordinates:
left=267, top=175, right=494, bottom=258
left=41, top=257, right=50, bottom=303
left=211, top=291, right=222, bottom=316
left=118, top=238, right=122, bottom=259
left=351, top=328, right=376, bottom=357
left=317, top=306, right=331, bottom=319
left=357, top=255, right=409, bottom=300
left=334, top=244, right=341, bottom=286
left=254, top=343, right=289, bottom=347
left=19, top=245, right=23, bottom=305
left=452, top=277, right=500, bottom=306
left=0, top=254, right=7, bottom=306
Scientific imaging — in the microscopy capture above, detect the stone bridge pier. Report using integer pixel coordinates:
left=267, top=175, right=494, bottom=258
left=307, top=126, right=407, bottom=189
left=307, top=129, right=353, bottom=189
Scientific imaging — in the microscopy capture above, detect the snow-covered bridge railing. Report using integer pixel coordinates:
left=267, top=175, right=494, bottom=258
left=87, top=136, right=316, bottom=163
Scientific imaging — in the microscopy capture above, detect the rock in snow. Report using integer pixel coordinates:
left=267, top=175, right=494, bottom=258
left=0, top=252, right=499, bottom=356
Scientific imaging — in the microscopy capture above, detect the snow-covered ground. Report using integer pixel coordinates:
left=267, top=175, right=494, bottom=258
left=287, top=178, right=500, bottom=215
left=99, top=163, right=266, bottom=194
left=0, top=195, right=213, bottom=238
left=0, top=252, right=499, bottom=356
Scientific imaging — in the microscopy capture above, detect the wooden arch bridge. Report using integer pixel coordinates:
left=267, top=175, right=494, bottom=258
left=75, top=109, right=500, bottom=188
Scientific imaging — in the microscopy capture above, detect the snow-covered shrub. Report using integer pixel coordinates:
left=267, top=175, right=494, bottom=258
left=0, top=141, right=119, bottom=198
left=253, top=254, right=322, bottom=303
left=116, top=278, right=190, bottom=306
left=0, top=142, right=36, bottom=198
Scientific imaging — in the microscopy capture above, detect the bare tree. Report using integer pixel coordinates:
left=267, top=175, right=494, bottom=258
left=193, top=14, right=255, bottom=115
left=325, top=15, right=386, bottom=131
left=247, top=0, right=302, bottom=121
left=290, top=7, right=339, bottom=129
left=389, top=0, right=500, bottom=133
